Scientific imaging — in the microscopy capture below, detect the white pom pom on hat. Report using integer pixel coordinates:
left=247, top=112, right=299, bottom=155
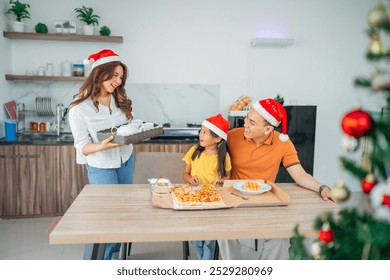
left=252, top=98, right=289, bottom=142
left=84, top=49, right=121, bottom=70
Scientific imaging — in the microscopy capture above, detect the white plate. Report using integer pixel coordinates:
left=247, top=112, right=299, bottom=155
left=233, top=181, right=272, bottom=195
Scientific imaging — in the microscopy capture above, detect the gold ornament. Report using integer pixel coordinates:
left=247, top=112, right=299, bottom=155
left=360, top=137, right=373, bottom=171
left=369, top=34, right=386, bottom=55
left=372, top=71, right=390, bottom=91
left=332, top=180, right=350, bottom=202
left=367, top=1, right=390, bottom=28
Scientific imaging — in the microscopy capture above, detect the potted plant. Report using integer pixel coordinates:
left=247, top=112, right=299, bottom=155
left=62, top=21, right=71, bottom=33
left=274, top=94, right=285, bottom=105
left=6, top=0, right=31, bottom=32
left=34, top=22, right=48, bottom=34
left=54, top=23, right=62, bottom=33
left=99, top=25, right=111, bottom=36
left=74, top=6, right=100, bottom=35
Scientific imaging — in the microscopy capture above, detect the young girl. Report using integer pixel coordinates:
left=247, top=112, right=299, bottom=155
left=182, top=113, right=232, bottom=260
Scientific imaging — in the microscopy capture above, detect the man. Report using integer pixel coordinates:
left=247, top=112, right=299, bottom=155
left=218, top=98, right=335, bottom=260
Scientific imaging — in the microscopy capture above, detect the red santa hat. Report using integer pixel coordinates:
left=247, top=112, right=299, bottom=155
left=84, top=49, right=121, bottom=69
left=202, top=113, right=230, bottom=140
left=252, top=98, right=289, bottom=142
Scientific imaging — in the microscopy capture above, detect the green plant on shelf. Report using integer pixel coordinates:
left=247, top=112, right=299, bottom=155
left=34, top=22, right=48, bottom=33
left=99, top=25, right=111, bottom=36
left=6, top=0, right=30, bottom=22
left=62, top=21, right=74, bottom=28
left=74, top=6, right=100, bottom=26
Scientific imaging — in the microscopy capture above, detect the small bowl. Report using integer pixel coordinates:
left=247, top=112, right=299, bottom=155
left=233, top=181, right=272, bottom=196
left=148, top=178, right=173, bottom=194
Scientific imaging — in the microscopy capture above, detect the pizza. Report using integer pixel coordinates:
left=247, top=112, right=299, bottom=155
left=172, top=184, right=223, bottom=207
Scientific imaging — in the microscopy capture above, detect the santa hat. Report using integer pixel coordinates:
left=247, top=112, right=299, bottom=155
left=202, top=113, right=230, bottom=140
left=252, top=98, right=289, bottom=142
left=83, top=49, right=121, bottom=69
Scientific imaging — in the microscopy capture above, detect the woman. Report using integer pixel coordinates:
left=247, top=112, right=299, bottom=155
left=68, top=49, right=135, bottom=260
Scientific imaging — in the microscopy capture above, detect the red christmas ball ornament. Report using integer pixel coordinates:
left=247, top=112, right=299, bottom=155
left=382, top=194, right=390, bottom=208
left=318, top=223, right=334, bottom=243
left=341, top=109, right=373, bottom=138
left=361, top=174, right=377, bottom=194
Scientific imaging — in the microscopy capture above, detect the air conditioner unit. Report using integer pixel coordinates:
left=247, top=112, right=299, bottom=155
left=251, top=38, right=295, bottom=47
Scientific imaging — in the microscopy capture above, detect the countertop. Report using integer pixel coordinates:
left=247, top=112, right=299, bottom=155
left=0, top=133, right=198, bottom=145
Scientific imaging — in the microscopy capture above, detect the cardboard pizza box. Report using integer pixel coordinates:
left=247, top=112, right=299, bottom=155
left=151, top=180, right=290, bottom=210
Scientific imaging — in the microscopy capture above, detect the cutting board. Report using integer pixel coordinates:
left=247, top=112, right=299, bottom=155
left=4, top=100, right=17, bottom=120
left=151, top=180, right=290, bottom=209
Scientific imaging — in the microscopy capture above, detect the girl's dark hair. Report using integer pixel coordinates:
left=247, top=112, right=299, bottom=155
left=69, top=61, right=133, bottom=120
left=191, top=130, right=228, bottom=177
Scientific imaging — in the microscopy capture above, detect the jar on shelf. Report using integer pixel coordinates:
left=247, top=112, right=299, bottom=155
left=72, top=64, right=84, bottom=77
left=38, top=122, right=46, bottom=131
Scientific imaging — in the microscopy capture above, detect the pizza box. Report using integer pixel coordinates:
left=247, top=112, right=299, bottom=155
left=151, top=180, right=290, bottom=210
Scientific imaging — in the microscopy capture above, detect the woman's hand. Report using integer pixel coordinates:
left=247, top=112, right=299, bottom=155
left=98, top=135, right=122, bottom=151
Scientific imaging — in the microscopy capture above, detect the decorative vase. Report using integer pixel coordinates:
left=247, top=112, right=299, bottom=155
left=12, top=21, right=25, bottom=32
left=83, top=25, right=94, bottom=35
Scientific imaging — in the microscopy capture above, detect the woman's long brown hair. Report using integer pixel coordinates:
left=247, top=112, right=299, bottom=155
left=69, top=61, right=133, bottom=120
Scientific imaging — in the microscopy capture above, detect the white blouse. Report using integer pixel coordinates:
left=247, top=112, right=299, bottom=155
left=68, top=97, right=137, bottom=168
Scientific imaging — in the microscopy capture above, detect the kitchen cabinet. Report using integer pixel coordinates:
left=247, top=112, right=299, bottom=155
left=134, top=143, right=194, bottom=153
left=3, top=31, right=123, bottom=82
left=0, top=142, right=192, bottom=217
left=0, top=145, right=88, bottom=217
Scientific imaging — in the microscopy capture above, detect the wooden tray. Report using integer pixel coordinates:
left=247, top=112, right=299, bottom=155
left=97, top=126, right=163, bottom=145
left=151, top=180, right=290, bottom=210
left=221, top=180, right=290, bottom=207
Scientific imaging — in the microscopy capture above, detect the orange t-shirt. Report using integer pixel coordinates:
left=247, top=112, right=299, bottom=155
left=227, top=128, right=300, bottom=182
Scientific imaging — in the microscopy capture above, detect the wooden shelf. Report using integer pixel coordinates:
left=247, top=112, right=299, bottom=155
left=6, top=74, right=86, bottom=82
left=3, top=31, right=123, bottom=43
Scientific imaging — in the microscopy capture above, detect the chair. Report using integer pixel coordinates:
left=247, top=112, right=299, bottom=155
left=125, top=151, right=185, bottom=258
left=132, top=152, right=186, bottom=184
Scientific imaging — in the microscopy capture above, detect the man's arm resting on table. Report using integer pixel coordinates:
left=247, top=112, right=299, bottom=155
left=286, top=164, right=336, bottom=202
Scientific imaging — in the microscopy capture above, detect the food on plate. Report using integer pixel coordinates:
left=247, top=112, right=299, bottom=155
left=244, top=181, right=261, bottom=191
left=172, top=184, right=223, bottom=206
left=155, top=182, right=170, bottom=187
left=228, top=95, right=252, bottom=111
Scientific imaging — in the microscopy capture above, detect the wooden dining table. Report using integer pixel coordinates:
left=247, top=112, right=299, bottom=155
left=49, top=182, right=340, bottom=259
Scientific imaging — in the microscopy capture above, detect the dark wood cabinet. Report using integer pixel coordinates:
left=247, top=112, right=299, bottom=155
left=0, top=143, right=192, bottom=217
left=134, top=143, right=194, bottom=153
left=0, top=145, right=88, bottom=217
left=275, top=105, right=317, bottom=183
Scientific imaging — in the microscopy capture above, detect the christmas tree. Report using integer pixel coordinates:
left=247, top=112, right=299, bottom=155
left=290, top=1, right=390, bottom=260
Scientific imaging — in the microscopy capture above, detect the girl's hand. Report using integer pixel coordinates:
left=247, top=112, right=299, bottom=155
left=189, top=175, right=200, bottom=186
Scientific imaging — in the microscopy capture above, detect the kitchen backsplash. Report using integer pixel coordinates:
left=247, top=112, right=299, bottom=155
left=9, top=83, right=220, bottom=132
left=128, top=83, right=220, bottom=125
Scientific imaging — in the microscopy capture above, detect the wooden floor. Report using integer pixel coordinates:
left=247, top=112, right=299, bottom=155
left=0, top=191, right=370, bottom=260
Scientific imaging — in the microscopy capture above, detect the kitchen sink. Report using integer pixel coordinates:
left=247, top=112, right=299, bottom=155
left=44, top=134, right=74, bottom=143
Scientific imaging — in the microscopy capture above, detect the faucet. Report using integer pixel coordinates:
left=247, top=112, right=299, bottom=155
left=56, top=104, right=69, bottom=136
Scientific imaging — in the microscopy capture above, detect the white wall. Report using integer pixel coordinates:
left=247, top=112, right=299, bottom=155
left=0, top=0, right=12, bottom=137
left=0, top=0, right=383, bottom=190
